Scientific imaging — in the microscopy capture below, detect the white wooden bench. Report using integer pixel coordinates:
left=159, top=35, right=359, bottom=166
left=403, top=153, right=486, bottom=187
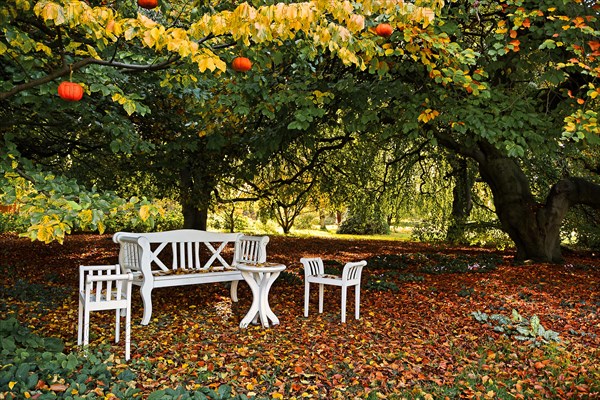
left=113, top=229, right=269, bottom=325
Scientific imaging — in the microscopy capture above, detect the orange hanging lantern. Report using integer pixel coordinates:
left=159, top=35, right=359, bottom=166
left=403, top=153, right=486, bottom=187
left=375, top=23, right=394, bottom=37
left=232, top=57, right=252, bottom=72
left=58, top=81, right=84, bottom=102
left=138, top=0, right=158, bottom=9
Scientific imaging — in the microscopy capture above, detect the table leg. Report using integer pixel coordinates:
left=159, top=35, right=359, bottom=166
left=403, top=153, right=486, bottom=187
left=239, top=271, right=261, bottom=328
left=261, top=271, right=281, bottom=326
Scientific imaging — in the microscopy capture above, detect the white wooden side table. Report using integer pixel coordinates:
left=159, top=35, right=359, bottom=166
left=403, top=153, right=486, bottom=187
left=237, top=263, right=286, bottom=328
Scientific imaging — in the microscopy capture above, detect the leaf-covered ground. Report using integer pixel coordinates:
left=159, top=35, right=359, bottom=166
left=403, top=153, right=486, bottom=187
left=1, top=233, right=599, bottom=399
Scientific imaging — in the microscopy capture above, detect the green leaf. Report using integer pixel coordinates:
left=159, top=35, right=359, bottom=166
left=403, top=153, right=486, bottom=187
left=530, top=315, right=540, bottom=334
left=118, top=369, right=137, bottom=381
left=1, top=337, right=16, bottom=352
left=43, top=337, right=64, bottom=353
left=148, top=390, right=167, bottom=400
left=539, top=39, right=556, bottom=49
left=217, top=384, right=232, bottom=399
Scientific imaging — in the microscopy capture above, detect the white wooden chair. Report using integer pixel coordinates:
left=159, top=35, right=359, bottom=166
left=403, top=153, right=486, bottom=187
left=300, top=257, right=367, bottom=323
left=78, top=265, right=133, bottom=360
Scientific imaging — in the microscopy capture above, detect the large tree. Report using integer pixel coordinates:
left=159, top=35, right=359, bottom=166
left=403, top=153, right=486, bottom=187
left=424, top=0, right=600, bottom=262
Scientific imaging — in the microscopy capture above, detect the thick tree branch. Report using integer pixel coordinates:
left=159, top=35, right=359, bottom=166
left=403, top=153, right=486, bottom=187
left=270, top=132, right=355, bottom=186
left=0, top=56, right=180, bottom=101
left=431, top=128, right=486, bottom=163
left=13, top=167, right=51, bottom=197
left=547, top=177, right=600, bottom=210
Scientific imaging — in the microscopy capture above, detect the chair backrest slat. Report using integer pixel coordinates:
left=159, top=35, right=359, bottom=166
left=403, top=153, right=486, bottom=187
left=342, top=261, right=367, bottom=281
left=300, top=257, right=325, bottom=276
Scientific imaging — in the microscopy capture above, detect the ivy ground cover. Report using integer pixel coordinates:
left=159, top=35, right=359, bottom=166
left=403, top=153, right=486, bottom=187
left=1, top=233, right=599, bottom=399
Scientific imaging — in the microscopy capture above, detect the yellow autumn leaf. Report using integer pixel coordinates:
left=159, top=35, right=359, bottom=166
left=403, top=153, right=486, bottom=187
left=16, top=0, right=31, bottom=10
left=112, top=93, right=126, bottom=104
left=197, top=56, right=216, bottom=72
left=38, top=2, right=59, bottom=21
left=142, top=32, right=155, bottom=48
left=139, top=205, right=151, bottom=221
left=35, top=43, right=52, bottom=55
left=8, top=381, right=17, bottom=390
left=347, top=14, right=365, bottom=33
left=124, top=26, right=137, bottom=41
left=86, top=44, right=99, bottom=59
left=36, top=224, right=55, bottom=244
left=97, top=221, right=105, bottom=234
left=418, top=109, right=440, bottom=123
left=79, top=209, right=93, bottom=225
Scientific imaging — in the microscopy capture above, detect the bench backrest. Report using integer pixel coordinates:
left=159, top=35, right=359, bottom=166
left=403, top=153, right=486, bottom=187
left=114, top=230, right=268, bottom=273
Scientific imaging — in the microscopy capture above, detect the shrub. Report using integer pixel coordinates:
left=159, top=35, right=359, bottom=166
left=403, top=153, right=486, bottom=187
left=419, top=253, right=502, bottom=274
left=103, top=199, right=183, bottom=233
left=294, top=212, right=319, bottom=230
left=0, top=278, right=71, bottom=313
left=365, top=274, right=399, bottom=292
left=365, top=271, right=423, bottom=292
left=323, top=259, right=343, bottom=275
left=471, top=309, right=560, bottom=345
left=561, top=206, right=600, bottom=251
left=365, top=254, right=427, bottom=270
left=337, top=213, right=390, bottom=235
left=209, top=212, right=250, bottom=232
left=337, top=198, right=390, bottom=235
left=413, top=219, right=512, bottom=250
left=0, top=317, right=238, bottom=399
left=0, top=213, right=28, bottom=234
left=277, top=271, right=303, bottom=285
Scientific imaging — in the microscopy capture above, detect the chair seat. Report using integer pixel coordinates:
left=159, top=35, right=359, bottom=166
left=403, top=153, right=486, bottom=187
left=316, top=274, right=342, bottom=280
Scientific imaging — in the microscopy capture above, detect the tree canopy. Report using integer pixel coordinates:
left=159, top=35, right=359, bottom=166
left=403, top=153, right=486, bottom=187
left=1, top=0, right=599, bottom=262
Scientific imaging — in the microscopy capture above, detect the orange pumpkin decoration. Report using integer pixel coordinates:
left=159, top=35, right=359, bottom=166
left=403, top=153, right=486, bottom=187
left=231, top=57, right=252, bottom=72
left=58, top=81, right=84, bottom=102
left=138, top=0, right=158, bottom=9
left=375, top=23, right=394, bottom=38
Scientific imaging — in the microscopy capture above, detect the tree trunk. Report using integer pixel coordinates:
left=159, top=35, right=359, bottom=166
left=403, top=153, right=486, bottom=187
left=179, top=167, right=210, bottom=230
left=319, top=209, right=327, bottom=230
left=475, top=147, right=600, bottom=263
left=182, top=202, right=207, bottom=230
left=446, top=155, right=473, bottom=244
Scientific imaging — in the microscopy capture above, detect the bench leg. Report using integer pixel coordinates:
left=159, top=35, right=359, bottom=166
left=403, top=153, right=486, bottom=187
left=125, top=302, right=131, bottom=360
left=139, top=284, right=153, bottom=326
left=83, top=307, right=90, bottom=346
